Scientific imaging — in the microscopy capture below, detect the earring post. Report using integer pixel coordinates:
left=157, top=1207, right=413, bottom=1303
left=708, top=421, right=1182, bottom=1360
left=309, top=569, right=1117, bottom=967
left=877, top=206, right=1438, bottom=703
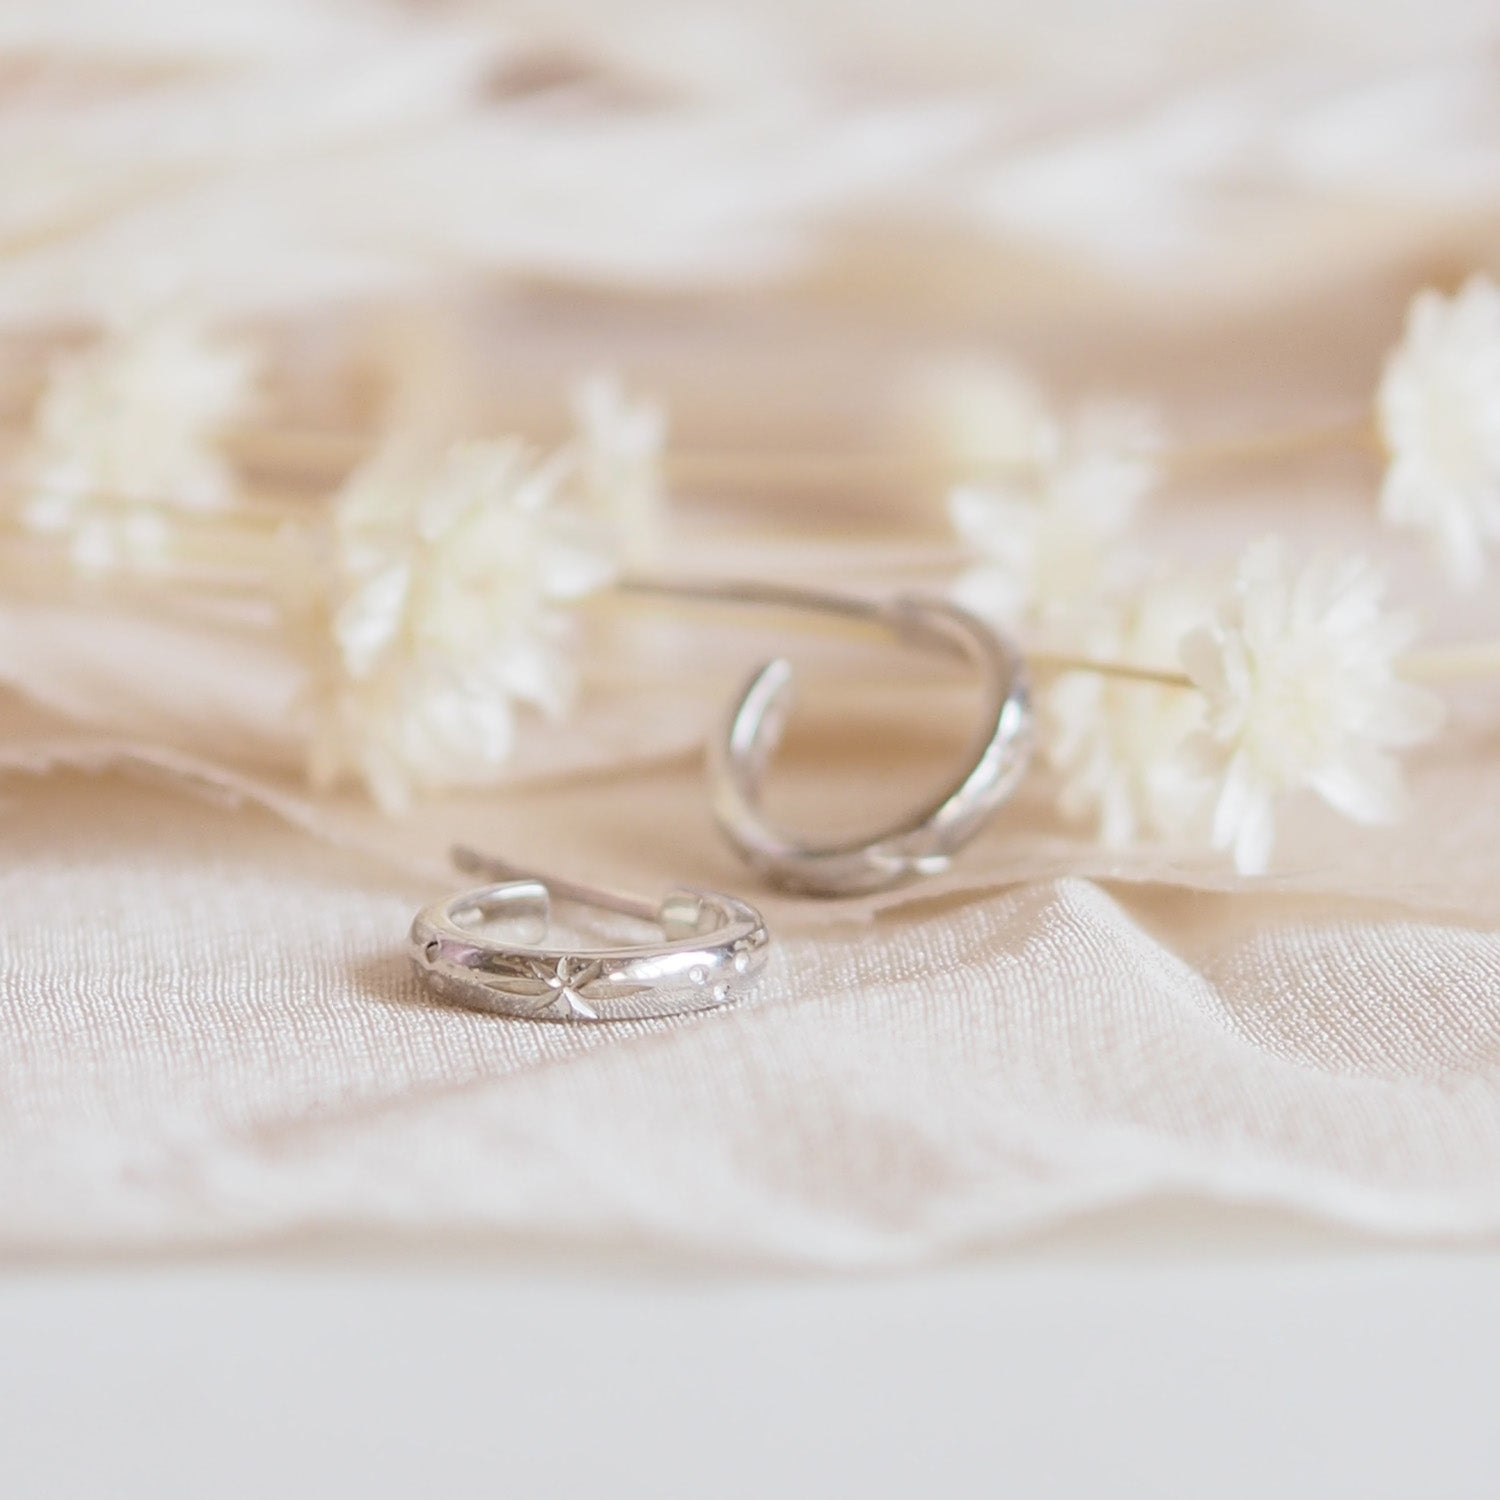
left=449, top=845, right=659, bottom=924
left=617, top=573, right=971, bottom=662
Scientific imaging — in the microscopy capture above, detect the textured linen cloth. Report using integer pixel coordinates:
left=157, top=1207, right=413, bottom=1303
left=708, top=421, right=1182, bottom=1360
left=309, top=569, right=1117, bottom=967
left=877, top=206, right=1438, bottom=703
left=5, top=730, right=1500, bottom=1266
left=4, top=260, right=1499, bottom=1265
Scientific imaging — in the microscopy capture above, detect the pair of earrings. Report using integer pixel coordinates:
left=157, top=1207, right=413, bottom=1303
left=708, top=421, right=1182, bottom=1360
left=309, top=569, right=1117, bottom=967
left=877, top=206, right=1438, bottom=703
left=408, top=588, right=1032, bottom=1022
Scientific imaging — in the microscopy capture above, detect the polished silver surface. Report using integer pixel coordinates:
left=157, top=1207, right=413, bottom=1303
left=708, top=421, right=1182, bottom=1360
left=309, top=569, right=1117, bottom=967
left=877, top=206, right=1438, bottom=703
left=409, top=848, right=770, bottom=1022
left=627, top=581, right=1031, bottom=897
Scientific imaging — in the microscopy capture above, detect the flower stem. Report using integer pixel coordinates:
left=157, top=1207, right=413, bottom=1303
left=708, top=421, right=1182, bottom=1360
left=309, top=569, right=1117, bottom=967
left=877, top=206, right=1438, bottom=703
left=1021, top=639, right=1500, bottom=691
left=1028, top=654, right=1194, bottom=688
left=621, top=414, right=1380, bottom=490
left=212, top=412, right=1378, bottom=490
left=1168, top=414, right=1376, bottom=472
left=606, top=576, right=1500, bottom=694
left=6, top=405, right=1382, bottom=530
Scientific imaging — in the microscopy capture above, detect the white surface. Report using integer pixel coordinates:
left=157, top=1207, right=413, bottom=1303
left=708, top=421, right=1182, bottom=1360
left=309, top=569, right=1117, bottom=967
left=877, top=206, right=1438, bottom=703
left=5, top=1225, right=1499, bottom=1499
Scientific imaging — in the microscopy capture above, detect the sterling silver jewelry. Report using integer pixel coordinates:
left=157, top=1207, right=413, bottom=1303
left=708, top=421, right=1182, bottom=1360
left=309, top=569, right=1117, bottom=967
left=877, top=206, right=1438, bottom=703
left=409, top=847, right=770, bottom=1022
left=624, top=579, right=1032, bottom=897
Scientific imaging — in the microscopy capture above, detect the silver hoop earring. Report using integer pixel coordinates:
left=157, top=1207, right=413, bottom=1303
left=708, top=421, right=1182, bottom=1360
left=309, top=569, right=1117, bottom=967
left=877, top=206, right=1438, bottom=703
left=409, top=847, right=770, bottom=1022
left=697, top=588, right=1031, bottom=897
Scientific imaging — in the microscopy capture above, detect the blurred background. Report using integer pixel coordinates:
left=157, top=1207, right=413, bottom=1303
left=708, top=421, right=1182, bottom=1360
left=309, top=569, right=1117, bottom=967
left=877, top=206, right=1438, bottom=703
left=8, top=9, right=1500, bottom=1498
left=8, top=0, right=1498, bottom=447
left=8, top=0, right=1498, bottom=818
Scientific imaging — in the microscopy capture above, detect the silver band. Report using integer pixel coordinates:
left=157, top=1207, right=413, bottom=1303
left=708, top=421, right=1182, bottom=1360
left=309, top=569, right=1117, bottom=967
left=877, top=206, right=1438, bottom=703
left=702, top=590, right=1030, bottom=896
left=409, top=873, right=770, bottom=1022
left=622, top=579, right=1032, bottom=896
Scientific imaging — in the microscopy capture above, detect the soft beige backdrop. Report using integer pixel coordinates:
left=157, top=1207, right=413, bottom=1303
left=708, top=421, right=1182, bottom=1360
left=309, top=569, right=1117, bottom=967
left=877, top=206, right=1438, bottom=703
left=5, top=0, right=1500, bottom=1264
left=5, top=682, right=1499, bottom=1264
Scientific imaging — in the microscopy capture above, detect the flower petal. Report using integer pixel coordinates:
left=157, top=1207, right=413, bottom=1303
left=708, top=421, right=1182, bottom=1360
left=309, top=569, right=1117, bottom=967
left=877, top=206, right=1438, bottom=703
left=1307, top=746, right=1407, bottom=826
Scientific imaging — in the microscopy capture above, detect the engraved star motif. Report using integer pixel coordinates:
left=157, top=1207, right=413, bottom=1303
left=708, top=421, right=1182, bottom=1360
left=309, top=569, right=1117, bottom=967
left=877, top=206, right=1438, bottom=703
left=531, top=955, right=606, bottom=1020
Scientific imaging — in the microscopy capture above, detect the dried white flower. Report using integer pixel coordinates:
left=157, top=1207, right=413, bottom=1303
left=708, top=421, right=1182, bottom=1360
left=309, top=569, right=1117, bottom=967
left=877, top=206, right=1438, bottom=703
left=937, top=362, right=1160, bottom=625
left=296, top=438, right=617, bottom=813
left=569, top=373, right=667, bottom=565
left=1179, top=539, right=1444, bottom=877
left=20, top=310, right=259, bottom=570
left=1377, top=274, right=1500, bottom=587
left=1044, top=576, right=1214, bottom=848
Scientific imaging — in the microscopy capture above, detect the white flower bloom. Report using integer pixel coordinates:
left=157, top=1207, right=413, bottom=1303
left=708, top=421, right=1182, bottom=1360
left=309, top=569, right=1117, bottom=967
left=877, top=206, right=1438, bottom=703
left=1180, top=539, right=1445, bottom=877
left=1044, top=576, right=1215, bottom=848
left=1377, top=274, right=1500, bottom=587
left=936, top=361, right=1160, bottom=625
left=569, top=373, right=667, bottom=565
left=297, top=438, right=617, bottom=813
left=20, top=310, right=260, bottom=570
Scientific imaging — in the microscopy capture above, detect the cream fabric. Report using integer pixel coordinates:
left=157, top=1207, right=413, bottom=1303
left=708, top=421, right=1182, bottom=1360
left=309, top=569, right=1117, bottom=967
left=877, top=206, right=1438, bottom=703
left=4, top=4, right=1500, bottom=1269
left=5, top=752, right=1499, bottom=1266
left=3, top=277, right=1497, bottom=1265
